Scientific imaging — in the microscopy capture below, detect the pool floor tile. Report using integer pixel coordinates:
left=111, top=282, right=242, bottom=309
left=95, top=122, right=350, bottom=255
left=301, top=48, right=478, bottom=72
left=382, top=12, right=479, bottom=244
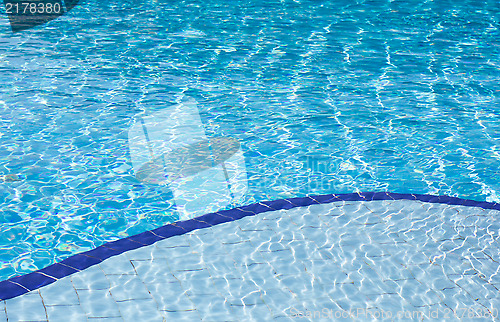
left=39, top=277, right=79, bottom=306
left=0, top=302, right=5, bottom=322
left=115, top=299, right=165, bottom=322
left=124, top=247, right=154, bottom=261
left=227, top=289, right=264, bottom=306
left=99, top=254, right=136, bottom=276
left=228, top=302, right=272, bottom=320
left=108, top=274, right=153, bottom=302
left=45, top=305, right=87, bottom=322
left=161, top=309, right=200, bottom=321
left=71, top=265, right=110, bottom=290
left=2, top=199, right=500, bottom=321
left=76, top=289, right=121, bottom=318
left=5, top=292, right=47, bottom=322
left=261, top=288, right=295, bottom=308
left=154, top=292, right=195, bottom=312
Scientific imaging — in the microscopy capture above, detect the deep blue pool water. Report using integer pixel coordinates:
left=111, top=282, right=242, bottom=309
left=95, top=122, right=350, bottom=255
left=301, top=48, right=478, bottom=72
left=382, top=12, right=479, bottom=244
left=0, top=0, right=499, bottom=281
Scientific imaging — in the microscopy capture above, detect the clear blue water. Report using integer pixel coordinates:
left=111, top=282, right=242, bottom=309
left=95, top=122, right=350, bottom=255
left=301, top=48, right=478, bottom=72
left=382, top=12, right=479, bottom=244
left=0, top=0, right=499, bottom=281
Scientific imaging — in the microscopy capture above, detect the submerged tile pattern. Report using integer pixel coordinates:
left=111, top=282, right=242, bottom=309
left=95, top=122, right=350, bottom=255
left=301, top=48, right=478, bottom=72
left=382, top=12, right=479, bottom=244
left=1, top=195, right=499, bottom=321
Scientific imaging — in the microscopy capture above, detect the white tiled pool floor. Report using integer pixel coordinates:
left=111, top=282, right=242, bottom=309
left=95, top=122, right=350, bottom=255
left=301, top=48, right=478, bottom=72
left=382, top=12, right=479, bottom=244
left=2, top=200, right=500, bottom=321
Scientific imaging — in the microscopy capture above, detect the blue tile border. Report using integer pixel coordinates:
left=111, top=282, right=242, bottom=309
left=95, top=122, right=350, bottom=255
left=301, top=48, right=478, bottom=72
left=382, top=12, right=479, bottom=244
left=1, top=191, right=499, bottom=301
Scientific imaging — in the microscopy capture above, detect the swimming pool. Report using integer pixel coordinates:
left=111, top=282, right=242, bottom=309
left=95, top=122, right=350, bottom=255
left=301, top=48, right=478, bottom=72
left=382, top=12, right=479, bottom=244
left=0, top=0, right=499, bottom=319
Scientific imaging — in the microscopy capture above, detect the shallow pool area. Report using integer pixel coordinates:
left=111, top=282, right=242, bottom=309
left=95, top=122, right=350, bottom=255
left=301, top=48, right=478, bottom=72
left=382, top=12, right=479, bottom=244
left=1, top=193, right=499, bottom=321
left=1, top=0, right=500, bottom=320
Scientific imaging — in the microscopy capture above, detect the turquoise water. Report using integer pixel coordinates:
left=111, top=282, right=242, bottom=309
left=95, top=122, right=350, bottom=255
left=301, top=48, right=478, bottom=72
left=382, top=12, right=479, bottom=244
left=0, top=0, right=499, bottom=280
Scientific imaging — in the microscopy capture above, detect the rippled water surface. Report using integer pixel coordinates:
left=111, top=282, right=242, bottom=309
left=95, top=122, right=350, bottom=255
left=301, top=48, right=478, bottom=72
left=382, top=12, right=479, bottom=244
left=0, top=0, right=499, bottom=280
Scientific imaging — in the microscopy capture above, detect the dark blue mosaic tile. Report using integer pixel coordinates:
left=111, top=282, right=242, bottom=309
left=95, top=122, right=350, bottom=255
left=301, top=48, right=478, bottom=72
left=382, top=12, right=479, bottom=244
left=104, top=239, right=144, bottom=253
left=0, top=281, right=28, bottom=301
left=198, top=213, right=233, bottom=226
left=305, top=196, right=321, bottom=204
left=239, top=202, right=275, bottom=215
left=371, top=192, right=391, bottom=201
left=287, top=196, right=317, bottom=207
left=414, top=194, right=436, bottom=203
left=128, top=231, right=165, bottom=246
left=354, top=192, right=369, bottom=200
left=457, top=199, right=475, bottom=207
left=265, top=199, right=297, bottom=211
left=219, top=207, right=253, bottom=220
left=175, top=218, right=213, bottom=232
left=476, top=202, right=500, bottom=210
left=9, top=272, right=56, bottom=292
left=258, top=199, right=279, bottom=209
left=436, top=195, right=456, bottom=204
left=390, top=193, right=413, bottom=200
left=309, top=194, right=339, bottom=203
left=84, top=245, right=126, bottom=261
left=340, top=193, right=364, bottom=201
left=151, top=223, right=186, bottom=239
left=60, top=254, right=102, bottom=271
left=482, top=202, right=500, bottom=210
left=384, top=192, right=396, bottom=200
left=446, top=197, right=470, bottom=207
left=39, top=263, right=79, bottom=279
left=462, top=199, right=480, bottom=207
left=428, top=195, right=442, bottom=203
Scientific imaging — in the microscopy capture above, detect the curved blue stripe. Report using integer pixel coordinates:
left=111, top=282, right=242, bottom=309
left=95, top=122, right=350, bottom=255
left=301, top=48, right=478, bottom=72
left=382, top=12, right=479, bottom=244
left=1, top=192, right=499, bottom=301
